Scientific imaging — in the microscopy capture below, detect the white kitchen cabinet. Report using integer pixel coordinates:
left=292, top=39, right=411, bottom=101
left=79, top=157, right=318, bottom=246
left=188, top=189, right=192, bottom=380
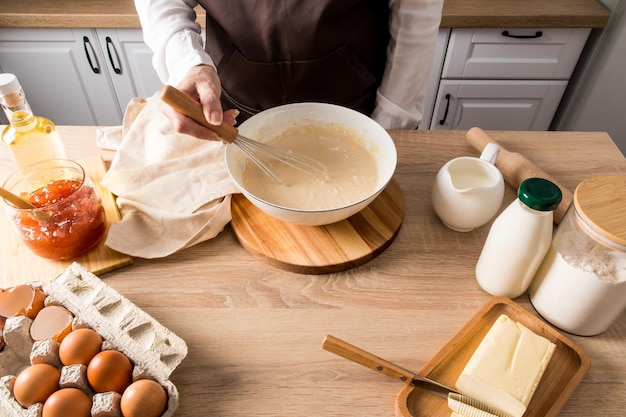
left=95, top=29, right=163, bottom=113
left=0, top=28, right=162, bottom=126
left=426, top=28, right=591, bottom=131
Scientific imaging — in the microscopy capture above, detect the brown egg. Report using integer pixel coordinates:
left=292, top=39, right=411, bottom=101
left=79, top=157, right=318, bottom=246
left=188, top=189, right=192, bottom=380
left=13, top=363, right=60, bottom=407
left=59, top=328, right=103, bottom=365
left=87, top=349, right=133, bottom=393
left=120, top=379, right=168, bottom=417
left=42, top=388, right=92, bottom=417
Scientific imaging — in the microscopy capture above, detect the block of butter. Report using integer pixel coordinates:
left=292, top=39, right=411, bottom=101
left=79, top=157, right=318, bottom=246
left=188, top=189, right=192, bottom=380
left=455, top=314, right=556, bottom=417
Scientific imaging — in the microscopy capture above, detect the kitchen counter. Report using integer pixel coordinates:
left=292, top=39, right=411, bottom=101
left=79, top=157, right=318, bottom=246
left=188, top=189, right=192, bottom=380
left=0, top=127, right=625, bottom=416
left=0, top=0, right=610, bottom=29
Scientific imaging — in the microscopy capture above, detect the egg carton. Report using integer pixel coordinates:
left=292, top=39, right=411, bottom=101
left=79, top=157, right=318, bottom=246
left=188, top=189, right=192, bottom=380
left=0, top=262, right=188, bottom=417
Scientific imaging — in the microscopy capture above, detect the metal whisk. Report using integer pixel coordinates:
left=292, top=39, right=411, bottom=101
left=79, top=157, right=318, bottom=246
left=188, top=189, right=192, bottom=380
left=160, top=85, right=328, bottom=183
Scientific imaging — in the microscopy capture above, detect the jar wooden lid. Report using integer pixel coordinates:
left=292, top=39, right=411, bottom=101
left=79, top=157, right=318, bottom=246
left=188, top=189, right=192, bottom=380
left=574, top=175, right=626, bottom=247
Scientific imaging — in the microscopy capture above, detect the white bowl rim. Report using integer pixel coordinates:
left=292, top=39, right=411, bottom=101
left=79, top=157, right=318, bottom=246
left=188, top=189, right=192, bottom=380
left=225, top=102, right=397, bottom=214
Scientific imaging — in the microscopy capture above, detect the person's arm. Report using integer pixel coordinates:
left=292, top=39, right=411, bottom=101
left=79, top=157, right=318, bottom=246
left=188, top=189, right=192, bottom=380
left=135, top=0, right=237, bottom=140
left=372, top=0, right=444, bottom=129
left=135, top=0, right=213, bottom=85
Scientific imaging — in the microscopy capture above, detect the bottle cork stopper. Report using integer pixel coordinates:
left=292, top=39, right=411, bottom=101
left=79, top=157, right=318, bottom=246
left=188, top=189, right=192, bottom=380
left=0, top=73, right=24, bottom=107
left=1, top=92, right=22, bottom=107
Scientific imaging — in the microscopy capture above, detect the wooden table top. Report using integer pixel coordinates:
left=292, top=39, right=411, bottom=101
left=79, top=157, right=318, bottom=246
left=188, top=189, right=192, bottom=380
left=1, top=127, right=625, bottom=416
left=0, top=0, right=610, bottom=29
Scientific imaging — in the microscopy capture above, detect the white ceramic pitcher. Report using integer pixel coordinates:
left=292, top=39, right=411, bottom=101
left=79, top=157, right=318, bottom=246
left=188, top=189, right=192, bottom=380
left=432, top=143, right=504, bottom=232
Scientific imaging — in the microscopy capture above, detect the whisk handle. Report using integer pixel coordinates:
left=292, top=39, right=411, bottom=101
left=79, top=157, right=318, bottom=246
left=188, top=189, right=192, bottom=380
left=160, top=85, right=238, bottom=143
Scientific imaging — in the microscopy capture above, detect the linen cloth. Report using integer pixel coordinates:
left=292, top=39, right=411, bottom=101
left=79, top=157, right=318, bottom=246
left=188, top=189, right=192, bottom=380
left=99, top=93, right=240, bottom=258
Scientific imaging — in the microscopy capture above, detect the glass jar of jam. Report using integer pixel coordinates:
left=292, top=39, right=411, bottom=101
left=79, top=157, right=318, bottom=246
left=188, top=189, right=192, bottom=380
left=2, top=159, right=106, bottom=260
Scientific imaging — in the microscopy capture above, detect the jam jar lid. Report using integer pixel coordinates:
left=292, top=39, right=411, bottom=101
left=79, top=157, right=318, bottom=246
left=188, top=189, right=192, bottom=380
left=574, top=175, right=626, bottom=248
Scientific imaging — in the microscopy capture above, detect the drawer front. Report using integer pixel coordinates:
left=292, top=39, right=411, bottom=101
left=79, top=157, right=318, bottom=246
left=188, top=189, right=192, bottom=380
left=430, top=80, right=568, bottom=131
left=442, top=28, right=590, bottom=80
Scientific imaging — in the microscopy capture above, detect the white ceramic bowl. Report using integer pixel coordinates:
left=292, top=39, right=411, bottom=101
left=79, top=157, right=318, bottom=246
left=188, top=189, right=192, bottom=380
left=224, top=103, right=397, bottom=226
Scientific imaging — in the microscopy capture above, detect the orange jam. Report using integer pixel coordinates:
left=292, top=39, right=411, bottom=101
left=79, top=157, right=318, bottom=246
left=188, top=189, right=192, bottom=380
left=13, top=179, right=106, bottom=260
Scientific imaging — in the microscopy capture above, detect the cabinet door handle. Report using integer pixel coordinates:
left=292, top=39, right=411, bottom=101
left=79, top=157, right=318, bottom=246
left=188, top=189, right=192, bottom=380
left=105, top=36, right=122, bottom=74
left=82, top=36, right=100, bottom=74
left=501, top=30, right=543, bottom=39
left=438, top=93, right=451, bottom=126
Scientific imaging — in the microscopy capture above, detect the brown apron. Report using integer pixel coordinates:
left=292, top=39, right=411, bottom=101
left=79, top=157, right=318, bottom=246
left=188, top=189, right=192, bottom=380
left=197, top=0, right=390, bottom=121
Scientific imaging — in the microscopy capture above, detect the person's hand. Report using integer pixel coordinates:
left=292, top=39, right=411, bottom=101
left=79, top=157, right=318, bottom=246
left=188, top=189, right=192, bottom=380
left=162, top=64, right=239, bottom=141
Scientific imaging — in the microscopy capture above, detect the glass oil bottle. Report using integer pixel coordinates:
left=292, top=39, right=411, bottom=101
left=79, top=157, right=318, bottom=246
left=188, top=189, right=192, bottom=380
left=0, top=73, right=67, bottom=168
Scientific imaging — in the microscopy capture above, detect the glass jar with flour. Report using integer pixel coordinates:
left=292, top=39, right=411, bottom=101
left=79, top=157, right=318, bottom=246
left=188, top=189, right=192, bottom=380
left=529, top=176, right=626, bottom=336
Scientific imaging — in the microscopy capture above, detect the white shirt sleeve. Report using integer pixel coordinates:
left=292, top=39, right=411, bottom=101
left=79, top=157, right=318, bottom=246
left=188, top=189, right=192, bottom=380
left=372, top=0, right=444, bottom=129
left=134, top=0, right=214, bottom=85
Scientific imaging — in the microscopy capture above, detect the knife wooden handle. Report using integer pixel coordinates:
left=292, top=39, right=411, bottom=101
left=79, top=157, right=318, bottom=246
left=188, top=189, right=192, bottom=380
left=159, top=85, right=239, bottom=143
left=466, top=127, right=573, bottom=224
left=322, top=334, right=416, bottom=385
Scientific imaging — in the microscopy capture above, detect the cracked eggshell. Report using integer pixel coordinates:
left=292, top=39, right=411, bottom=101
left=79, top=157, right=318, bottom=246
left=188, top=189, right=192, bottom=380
left=0, top=285, right=46, bottom=319
left=29, top=305, right=73, bottom=342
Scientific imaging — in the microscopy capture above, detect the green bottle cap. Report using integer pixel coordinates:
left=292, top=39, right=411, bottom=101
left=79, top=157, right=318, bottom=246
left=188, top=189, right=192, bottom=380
left=518, top=178, right=562, bottom=211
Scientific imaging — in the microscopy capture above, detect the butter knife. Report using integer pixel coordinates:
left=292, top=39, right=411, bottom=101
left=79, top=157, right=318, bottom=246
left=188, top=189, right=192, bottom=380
left=322, top=334, right=511, bottom=417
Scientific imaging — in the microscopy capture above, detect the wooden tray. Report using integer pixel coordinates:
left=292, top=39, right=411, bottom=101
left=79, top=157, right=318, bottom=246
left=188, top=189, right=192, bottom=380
left=395, top=296, right=590, bottom=417
left=230, top=177, right=404, bottom=274
left=1, top=156, right=133, bottom=287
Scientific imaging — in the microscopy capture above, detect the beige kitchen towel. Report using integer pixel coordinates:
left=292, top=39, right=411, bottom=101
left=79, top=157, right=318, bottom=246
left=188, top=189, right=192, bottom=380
left=99, top=93, right=240, bottom=258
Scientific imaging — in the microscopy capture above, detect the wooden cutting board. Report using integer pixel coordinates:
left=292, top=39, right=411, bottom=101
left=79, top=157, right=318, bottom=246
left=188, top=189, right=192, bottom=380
left=230, top=178, right=404, bottom=274
left=1, top=156, right=133, bottom=287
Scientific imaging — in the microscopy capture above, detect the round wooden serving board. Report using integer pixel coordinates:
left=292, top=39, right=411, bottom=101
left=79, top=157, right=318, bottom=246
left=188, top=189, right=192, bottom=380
left=230, top=178, right=404, bottom=274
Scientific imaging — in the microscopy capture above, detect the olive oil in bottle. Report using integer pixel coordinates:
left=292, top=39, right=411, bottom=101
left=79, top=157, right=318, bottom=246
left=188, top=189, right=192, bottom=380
left=0, top=73, right=67, bottom=168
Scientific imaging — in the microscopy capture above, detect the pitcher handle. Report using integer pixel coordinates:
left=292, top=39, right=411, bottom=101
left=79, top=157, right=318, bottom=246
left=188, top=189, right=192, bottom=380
left=480, top=143, right=500, bottom=165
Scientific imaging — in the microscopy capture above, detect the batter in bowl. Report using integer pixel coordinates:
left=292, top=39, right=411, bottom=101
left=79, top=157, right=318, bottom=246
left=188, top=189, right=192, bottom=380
left=242, top=124, right=379, bottom=210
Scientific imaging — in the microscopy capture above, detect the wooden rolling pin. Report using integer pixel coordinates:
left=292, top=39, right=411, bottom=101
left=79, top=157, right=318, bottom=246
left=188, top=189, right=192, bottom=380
left=466, top=127, right=573, bottom=224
